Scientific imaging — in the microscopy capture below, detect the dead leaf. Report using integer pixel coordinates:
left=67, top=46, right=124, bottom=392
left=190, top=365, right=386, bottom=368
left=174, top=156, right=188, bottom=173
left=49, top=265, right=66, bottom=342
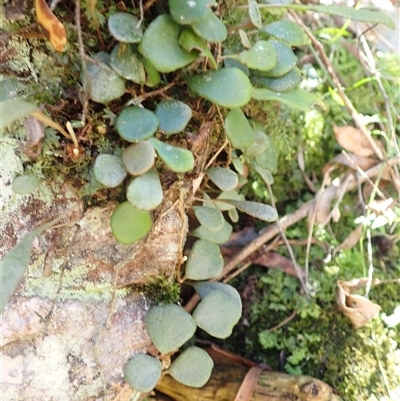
left=333, top=225, right=363, bottom=255
left=333, top=126, right=385, bottom=158
left=336, top=279, right=381, bottom=328
left=35, top=0, right=67, bottom=52
left=323, top=153, right=378, bottom=177
left=308, top=186, right=337, bottom=227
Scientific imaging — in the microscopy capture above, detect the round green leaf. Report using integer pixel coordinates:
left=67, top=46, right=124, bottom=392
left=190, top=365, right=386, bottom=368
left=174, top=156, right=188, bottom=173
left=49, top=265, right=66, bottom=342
left=184, top=239, right=223, bottom=280
left=192, top=289, right=242, bottom=338
left=251, top=68, right=301, bottom=92
left=169, top=0, right=216, bottom=24
left=110, top=202, right=152, bottom=245
left=238, top=41, right=277, bottom=71
left=192, top=206, right=224, bottom=232
left=126, top=168, right=163, bottom=211
left=93, top=154, right=127, bottom=188
left=219, top=200, right=278, bottom=222
left=108, top=12, right=143, bottom=43
left=252, top=162, right=274, bottom=185
left=155, top=100, right=192, bottom=135
left=122, top=141, right=155, bottom=175
left=116, top=106, right=159, bottom=142
left=12, top=175, right=41, bottom=194
left=188, top=68, right=251, bottom=108
left=193, top=282, right=242, bottom=310
left=145, top=304, right=196, bottom=354
left=224, top=108, right=255, bottom=149
left=260, top=40, right=297, bottom=78
left=168, top=347, right=213, bottom=388
left=191, top=219, right=232, bottom=244
left=243, top=130, right=269, bottom=158
left=206, top=167, right=238, bottom=191
left=84, top=52, right=126, bottom=105
left=192, top=9, right=227, bottom=43
left=147, top=137, right=194, bottom=173
left=110, top=43, right=145, bottom=84
left=262, top=20, right=309, bottom=47
left=124, top=354, right=162, bottom=392
left=140, top=14, right=198, bottom=73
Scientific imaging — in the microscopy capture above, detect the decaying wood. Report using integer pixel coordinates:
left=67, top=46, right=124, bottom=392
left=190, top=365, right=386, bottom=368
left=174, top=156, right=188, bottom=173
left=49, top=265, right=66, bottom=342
left=156, top=365, right=342, bottom=401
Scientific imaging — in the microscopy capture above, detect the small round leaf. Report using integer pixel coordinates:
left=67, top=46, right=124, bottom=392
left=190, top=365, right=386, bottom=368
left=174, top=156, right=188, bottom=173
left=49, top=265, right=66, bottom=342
left=224, top=108, right=255, bottom=149
left=127, top=168, right=163, bottom=211
left=191, top=219, right=233, bottom=244
left=193, top=282, right=242, bottom=310
left=108, top=12, right=143, bottom=43
left=260, top=40, right=297, bottom=78
left=184, top=239, right=223, bottom=280
left=145, top=305, right=196, bottom=354
left=147, top=138, right=194, bottom=173
left=124, top=354, right=162, bottom=392
left=169, top=0, right=215, bottom=24
left=238, top=41, right=277, bottom=71
left=206, top=167, right=238, bottom=191
left=192, top=10, right=227, bottom=43
left=188, top=68, right=251, bottom=108
left=140, top=14, right=198, bottom=73
left=262, top=21, right=308, bottom=47
left=192, top=289, right=242, bottom=338
left=110, top=43, right=145, bottom=84
left=122, top=141, right=155, bottom=175
left=12, top=175, right=41, bottom=194
left=251, top=68, right=301, bottom=92
left=93, top=154, right=127, bottom=188
left=192, top=206, right=224, bottom=232
left=110, top=202, right=152, bottom=245
left=168, top=347, right=213, bottom=388
left=116, top=106, right=159, bottom=142
left=155, top=100, right=192, bottom=135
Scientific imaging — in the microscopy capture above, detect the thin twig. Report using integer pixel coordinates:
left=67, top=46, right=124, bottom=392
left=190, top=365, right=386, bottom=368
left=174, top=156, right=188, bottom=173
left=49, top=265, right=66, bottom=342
left=268, top=310, right=297, bottom=333
left=125, top=81, right=177, bottom=106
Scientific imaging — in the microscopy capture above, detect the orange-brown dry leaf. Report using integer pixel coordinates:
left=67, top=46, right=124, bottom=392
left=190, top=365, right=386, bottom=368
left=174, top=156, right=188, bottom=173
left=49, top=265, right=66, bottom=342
left=35, top=0, right=67, bottom=52
left=308, top=185, right=338, bottom=227
left=333, top=126, right=385, bottom=158
left=322, top=153, right=378, bottom=177
left=336, top=279, right=381, bottom=328
left=333, top=225, right=363, bottom=255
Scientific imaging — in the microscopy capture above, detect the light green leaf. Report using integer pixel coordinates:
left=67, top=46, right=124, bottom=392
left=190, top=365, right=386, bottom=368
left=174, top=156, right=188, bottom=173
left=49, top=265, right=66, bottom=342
left=1, top=213, right=67, bottom=313
left=93, top=154, right=127, bottom=188
left=116, top=106, right=159, bottom=142
left=214, top=190, right=245, bottom=211
left=168, top=347, right=213, bottom=388
left=126, top=168, right=163, bottom=211
left=192, top=289, right=242, bottom=338
left=147, top=137, right=194, bottom=173
left=145, top=305, right=196, bottom=354
left=243, top=130, right=269, bottom=158
left=262, top=21, right=308, bottom=46
left=140, top=14, right=198, bottom=73
left=238, top=40, right=277, bottom=71
left=192, top=206, right=225, bottom=232
left=252, top=88, right=326, bottom=111
left=122, top=141, right=155, bottom=175
left=251, top=68, right=301, bottom=92
left=0, top=99, right=39, bottom=129
left=179, top=29, right=217, bottom=69
left=124, top=354, right=162, bottom=392
left=254, top=134, right=279, bottom=173
left=143, top=58, right=161, bottom=87
left=193, top=282, right=242, bottom=310
left=12, top=175, right=41, bottom=194
left=84, top=52, right=126, bottom=105
left=219, top=200, right=278, bottom=222
left=260, top=39, right=297, bottom=78
left=206, top=167, right=238, bottom=191
left=252, top=163, right=274, bottom=184
left=249, top=0, right=262, bottom=29
left=155, top=99, right=192, bottom=135
left=192, top=9, right=227, bottom=43
left=169, top=0, right=216, bottom=24
left=239, top=29, right=252, bottom=49
left=184, top=239, right=223, bottom=280
left=0, top=79, right=21, bottom=101
left=231, top=150, right=245, bottom=175
left=224, top=108, right=254, bottom=149
left=110, top=43, right=145, bottom=84
left=188, top=68, right=251, bottom=108
left=191, top=219, right=233, bottom=244
left=228, top=207, right=239, bottom=223
left=108, top=12, right=143, bottom=43
left=110, top=202, right=152, bottom=245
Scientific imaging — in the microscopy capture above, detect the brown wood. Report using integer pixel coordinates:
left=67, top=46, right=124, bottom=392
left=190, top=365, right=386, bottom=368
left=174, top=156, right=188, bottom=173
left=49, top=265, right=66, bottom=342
left=156, top=365, right=342, bottom=401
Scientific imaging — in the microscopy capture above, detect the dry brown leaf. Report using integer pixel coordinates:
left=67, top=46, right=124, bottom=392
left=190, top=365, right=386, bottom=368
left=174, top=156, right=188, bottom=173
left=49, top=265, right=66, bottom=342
left=323, top=153, right=378, bottom=177
left=333, top=126, right=385, bottom=158
left=35, top=0, right=67, bottom=52
left=333, top=225, right=363, bottom=255
left=308, top=186, right=337, bottom=227
left=336, top=279, right=381, bottom=328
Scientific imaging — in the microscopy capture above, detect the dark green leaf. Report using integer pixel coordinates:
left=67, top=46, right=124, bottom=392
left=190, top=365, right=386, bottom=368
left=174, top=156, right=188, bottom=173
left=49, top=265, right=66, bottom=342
left=251, top=68, right=301, bottom=92
left=108, top=12, right=143, bottom=43
left=262, top=21, right=308, bottom=46
left=110, top=43, right=145, bottom=84
left=155, top=100, right=192, bottom=135
left=169, top=0, right=216, bottom=24
left=192, top=9, right=227, bottom=43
